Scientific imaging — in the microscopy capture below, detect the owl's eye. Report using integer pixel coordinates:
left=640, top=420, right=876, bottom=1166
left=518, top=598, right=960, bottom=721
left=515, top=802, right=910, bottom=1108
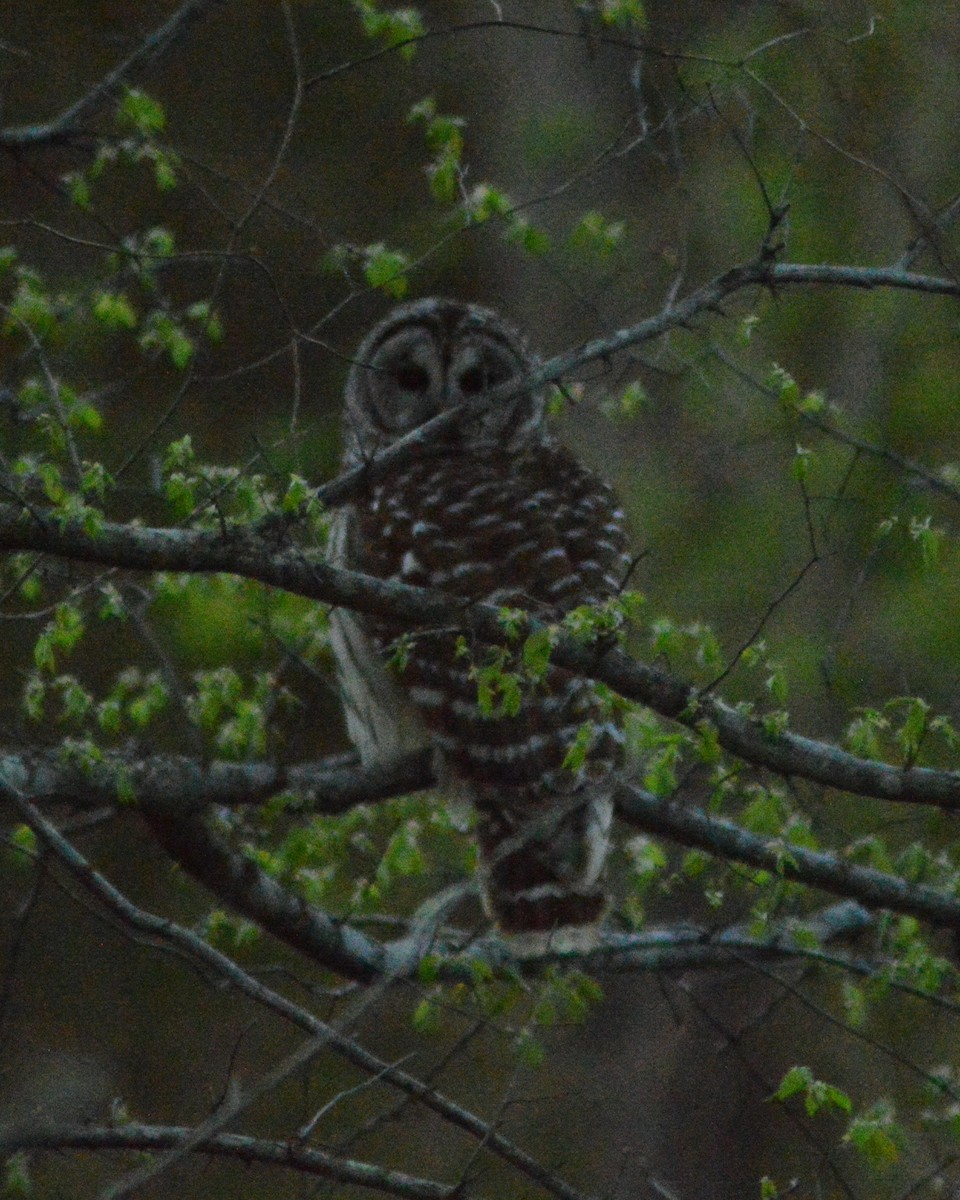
left=393, top=364, right=430, bottom=393
left=458, top=366, right=487, bottom=395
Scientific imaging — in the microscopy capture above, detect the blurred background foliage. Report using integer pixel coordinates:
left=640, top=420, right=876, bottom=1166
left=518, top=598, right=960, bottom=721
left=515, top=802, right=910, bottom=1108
left=3, top=2, right=960, bottom=1197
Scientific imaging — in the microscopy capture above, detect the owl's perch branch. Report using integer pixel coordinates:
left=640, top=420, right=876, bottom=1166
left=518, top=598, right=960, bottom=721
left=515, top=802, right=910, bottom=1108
left=2, top=500, right=959, bottom=812
left=2, top=742, right=955, bottom=960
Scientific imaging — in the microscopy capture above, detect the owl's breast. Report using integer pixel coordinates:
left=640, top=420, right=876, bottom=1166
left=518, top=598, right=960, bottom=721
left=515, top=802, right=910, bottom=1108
left=353, top=447, right=629, bottom=613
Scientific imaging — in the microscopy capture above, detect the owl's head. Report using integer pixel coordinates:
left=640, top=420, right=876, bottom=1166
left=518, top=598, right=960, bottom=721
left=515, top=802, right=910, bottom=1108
left=341, top=298, right=546, bottom=464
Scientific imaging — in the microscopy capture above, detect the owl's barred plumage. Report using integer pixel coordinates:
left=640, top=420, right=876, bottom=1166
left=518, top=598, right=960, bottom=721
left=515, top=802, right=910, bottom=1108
left=329, top=299, right=630, bottom=944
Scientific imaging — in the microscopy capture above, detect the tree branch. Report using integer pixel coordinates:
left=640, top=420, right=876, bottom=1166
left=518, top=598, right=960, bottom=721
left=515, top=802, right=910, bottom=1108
left=0, top=1124, right=453, bottom=1200
left=316, top=257, right=960, bottom=508
left=0, top=786, right=598, bottom=1200
left=0, top=747, right=433, bottom=816
left=143, top=806, right=392, bottom=982
left=2, top=745, right=948, bottom=966
left=3, top=503, right=960, bottom=812
left=614, top=783, right=960, bottom=937
left=0, top=0, right=225, bottom=150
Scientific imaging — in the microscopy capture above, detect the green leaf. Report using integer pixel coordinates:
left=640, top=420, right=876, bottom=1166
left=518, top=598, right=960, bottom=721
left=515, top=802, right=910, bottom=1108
left=68, top=402, right=104, bottom=434
left=791, top=444, right=812, bottom=483
left=624, top=835, right=667, bottom=891
left=846, top=709, right=887, bottom=758
left=761, top=709, right=789, bottom=738
left=562, top=722, right=594, bottom=772
left=766, top=666, right=788, bottom=705
left=533, top=997, right=557, bottom=1027
left=97, top=697, right=122, bottom=734
left=599, top=0, right=646, bottom=28
left=22, top=674, right=45, bottom=721
left=799, top=389, right=826, bottom=413
left=908, top=515, right=943, bottom=569
left=59, top=676, right=92, bottom=723
left=682, top=849, right=709, bottom=878
left=118, top=87, right=166, bottom=134
left=412, top=997, right=440, bottom=1033
left=773, top=1065, right=813, bottom=1103
left=515, top=1031, right=545, bottom=1068
left=82, top=462, right=113, bottom=499
left=8, top=277, right=56, bottom=337
left=164, top=434, right=195, bottom=472
left=381, top=824, right=425, bottom=877
left=139, top=312, right=194, bottom=368
left=841, top=980, right=868, bottom=1029
left=141, top=226, right=176, bottom=259
left=894, top=696, right=930, bottom=763
left=465, top=183, right=513, bottom=223
left=568, top=210, right=626, bottom=258
left=3, top=1150, right=32, bottom=1196
left=93, top=291, right=137, bottom=331
left=498, top=607, right=527, bottom=639
left=63, top=171, right=91, bottom=209
left=363, top=243, right=410, bottom=298
left=522, top=626, right=555, bottom=680
left=767, top=363, right=801, bottom=410
left=282, top=474, right=311, bottom=514
left=153, top=151, right=178, bottom=191
left=9, top=825, right=37, bottom=858
left=772, top=1066, right=851, bottom=1118
left=506, top=219, right=551, bottom=257
left=844, top=1104, right=904, bottom=1168
left=619, top=380, right=646, bottom=416
left=427, top=152, right=459, bottom=202
left=355, top=3, right=425, bottom=58
left=416, top=954, right=440, bottom=984
left=407, top=96, right=436, bottom=124
left=739, top=313, right=759, bottom=344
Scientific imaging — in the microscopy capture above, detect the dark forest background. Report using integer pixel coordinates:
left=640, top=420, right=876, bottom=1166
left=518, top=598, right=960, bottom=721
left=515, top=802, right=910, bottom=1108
left=3, top=3, right=960, bottom=1198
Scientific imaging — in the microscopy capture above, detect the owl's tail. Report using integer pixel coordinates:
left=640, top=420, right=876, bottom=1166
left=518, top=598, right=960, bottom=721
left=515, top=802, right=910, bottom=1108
left=473, top=788, right=613, bottom=954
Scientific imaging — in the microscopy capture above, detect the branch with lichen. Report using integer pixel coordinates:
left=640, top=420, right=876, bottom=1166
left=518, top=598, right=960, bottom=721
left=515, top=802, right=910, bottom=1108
left=2, top=502, right=959, bottom=811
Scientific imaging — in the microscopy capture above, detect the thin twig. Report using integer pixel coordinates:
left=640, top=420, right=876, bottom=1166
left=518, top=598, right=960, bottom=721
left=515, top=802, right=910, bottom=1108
left=2, top=787, right=598, bottom=1200
left=0, top=0, right=225, bottom=149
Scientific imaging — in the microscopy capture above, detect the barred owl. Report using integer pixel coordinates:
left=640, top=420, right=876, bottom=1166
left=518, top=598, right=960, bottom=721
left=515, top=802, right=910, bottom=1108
left=329, top=298, right=630, bottom=946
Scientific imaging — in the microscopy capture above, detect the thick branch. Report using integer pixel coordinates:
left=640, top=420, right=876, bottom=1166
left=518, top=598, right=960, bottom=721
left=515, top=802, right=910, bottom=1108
left=614, top=784, right=960, bottom=935
left=770, top=262, right=960, bottom=297
left=581, top=901, right=874, bottom=972
left=144, top=807, right=391, bottom=982
left=0, top=747, right=433, bottom=815
left=0, top=1124, right=452, bottom=1200
left=2, top=745, right=949, bottom=961
left=3, top=503, right=960, bottom=811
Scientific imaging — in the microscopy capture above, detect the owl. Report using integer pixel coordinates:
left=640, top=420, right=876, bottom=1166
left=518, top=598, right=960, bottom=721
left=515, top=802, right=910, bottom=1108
left=328, top=298, right=630, bottom=948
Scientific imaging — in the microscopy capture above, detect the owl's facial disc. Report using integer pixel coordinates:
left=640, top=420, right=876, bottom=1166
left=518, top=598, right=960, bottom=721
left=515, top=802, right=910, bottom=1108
left=447, top=339, right=541, bottom=448
left=365, top=325, right=442, bottom=434
left=345, top=299, right=546, bottom=463
left=448, top=342, right=517, bottom=401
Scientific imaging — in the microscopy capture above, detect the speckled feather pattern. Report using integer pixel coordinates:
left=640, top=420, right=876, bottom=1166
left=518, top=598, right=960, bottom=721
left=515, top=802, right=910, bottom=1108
left=329, top=298, right=631, bottom=938
left=339, top=443, right=630, bottom=933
